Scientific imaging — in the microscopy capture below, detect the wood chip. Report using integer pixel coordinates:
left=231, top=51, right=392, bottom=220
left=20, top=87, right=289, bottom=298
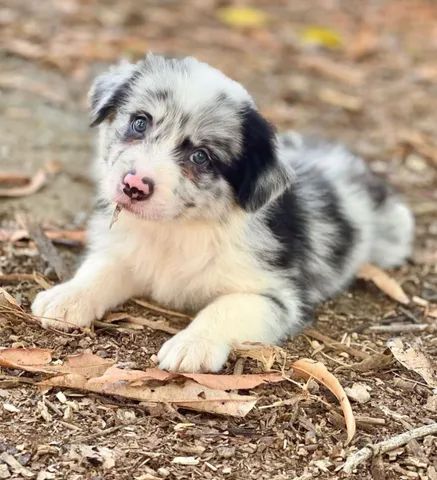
left=0, top=452, right=34, bottom=478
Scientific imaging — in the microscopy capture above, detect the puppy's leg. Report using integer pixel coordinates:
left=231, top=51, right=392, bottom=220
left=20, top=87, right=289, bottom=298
left=158, top=292, right=296, bottom=373
left=32, top=251, right=138, bottom=330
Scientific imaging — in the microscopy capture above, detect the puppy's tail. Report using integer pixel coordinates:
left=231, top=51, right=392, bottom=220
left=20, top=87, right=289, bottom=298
left=369, top=186, right=414, bottom=268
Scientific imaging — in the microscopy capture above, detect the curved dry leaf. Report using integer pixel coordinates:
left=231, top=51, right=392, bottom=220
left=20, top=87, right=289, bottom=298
left=0, top=169, right=47, bottom=197
left=357, top=263, right=410, bottom=304
left=292, top=358, right=356, bottom=444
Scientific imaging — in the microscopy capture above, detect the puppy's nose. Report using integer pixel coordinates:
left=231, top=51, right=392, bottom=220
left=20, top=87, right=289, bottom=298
left=122, top=172, right=154, bottom=201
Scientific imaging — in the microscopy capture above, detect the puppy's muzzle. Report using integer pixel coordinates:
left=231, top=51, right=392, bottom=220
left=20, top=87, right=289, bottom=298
left=122, top=171, right=154, bottom=201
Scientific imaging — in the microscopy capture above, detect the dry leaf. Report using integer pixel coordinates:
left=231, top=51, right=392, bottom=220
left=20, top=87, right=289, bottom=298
left=387, top=338, right=437, bottom=388
left=233, top=342, right=286, bottom=371
left=0, top=172, right=30, bottom=186
left=0, top=228, right=86, bottom=247
left=317, top=88, right=363, bottom=112
left=0, top=287, right=21, bottom=309
left=297, top=55, right=363, bottom=86
left=338, top=353, right=393, bottom=373
left=357, top=263, right=410, bottom=304
left=217, top=7, right=268, bottom=28
left=300, top=26, right=343, bottom=49
left=41, top=369, right=257, bottom=417
left=0, top=169, right=47, bottom=197
left=0, top=349, right=113, bottom=377
left=291, top=358, right=356, bottom=444
left=2, top=348, right=354, bottom=429
left=0, top=288, right=35, bottom=326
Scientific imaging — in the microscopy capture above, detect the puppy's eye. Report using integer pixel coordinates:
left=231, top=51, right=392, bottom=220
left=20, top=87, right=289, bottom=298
left=131, top=115, right=150, bottom=135
left=190, top=149, right=210, bottom=166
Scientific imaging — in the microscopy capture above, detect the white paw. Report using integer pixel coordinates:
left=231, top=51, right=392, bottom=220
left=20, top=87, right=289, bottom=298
left=31, top=282, right=98, bottom=331
left=157, top=329, right=230, bottom=373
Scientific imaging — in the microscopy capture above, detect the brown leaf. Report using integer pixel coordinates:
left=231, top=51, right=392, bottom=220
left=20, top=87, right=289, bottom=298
left=2, top=347, right=354, bottom=428
left=0, top=288, right=36, bottom=325
left=0, top=287, right=21, bottom=309
left=387, top=338, right=437, bottom=388
left=317, top=88, right=363, bottom=112
left=41, top=367, right=257, bottom=417
left=0, top=169, right=47, bottom=197
left=291, top=358, right=356, bottom=444
left=338, top=353, right=393, bottom=373
left=0, top=161, right=60, bottom=198
left=0, top=349, right=112, bottom=377
left=233, top=342, right=286, bottom=371
left=357, top=263, right=410, bottom=304
left=0, top=228, right=86, bottom=247
left=0, top=347, right=53, bottom=370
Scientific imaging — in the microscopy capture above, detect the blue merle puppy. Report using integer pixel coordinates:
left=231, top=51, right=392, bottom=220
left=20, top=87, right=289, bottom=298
left=32, top=54, right=414, bottom=372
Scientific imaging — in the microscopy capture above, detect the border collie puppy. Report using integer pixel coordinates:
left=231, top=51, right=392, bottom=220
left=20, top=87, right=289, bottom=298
left=32, top=54, right=414, bottom=372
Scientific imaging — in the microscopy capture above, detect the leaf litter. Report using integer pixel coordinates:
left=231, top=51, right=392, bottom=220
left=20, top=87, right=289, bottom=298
left=0, top=346, right=355, bottom=437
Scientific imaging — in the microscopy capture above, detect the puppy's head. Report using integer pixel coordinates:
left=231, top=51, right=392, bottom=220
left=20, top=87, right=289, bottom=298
left=90, top=54, right=292, bottom=221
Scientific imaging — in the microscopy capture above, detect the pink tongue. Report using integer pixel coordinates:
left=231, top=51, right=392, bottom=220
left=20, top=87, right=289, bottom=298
left=123, top=173, right=149, bottom=193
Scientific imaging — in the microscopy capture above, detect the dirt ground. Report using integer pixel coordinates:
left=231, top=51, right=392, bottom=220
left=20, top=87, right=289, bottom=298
left=0, top=0, right=436, bottom=479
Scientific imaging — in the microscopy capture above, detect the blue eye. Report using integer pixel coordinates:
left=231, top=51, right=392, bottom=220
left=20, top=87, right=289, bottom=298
left=190, top=149, right=210, bottom=165
left=131, top=115, right=150, bottom=135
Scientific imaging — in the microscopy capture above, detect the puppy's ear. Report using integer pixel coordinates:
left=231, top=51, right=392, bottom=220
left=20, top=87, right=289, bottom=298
left=232, top=107, right=293, bottom=212
left=88, top=61, right=136, bottom=127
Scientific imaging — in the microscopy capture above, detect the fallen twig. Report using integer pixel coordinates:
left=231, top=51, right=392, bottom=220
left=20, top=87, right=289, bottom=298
left=304, top=328, right=370, bottom=360
left=343, top=422, right=437, bottom=473
left=0, top=272, right=51, bottom=288
left=367, top=323, right=429, bottom=333
left=25, top=220, right=71, bottom=281
left=133, top=298, right=193, bottom=320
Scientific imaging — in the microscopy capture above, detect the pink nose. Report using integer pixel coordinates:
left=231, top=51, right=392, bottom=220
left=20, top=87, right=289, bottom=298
left=122, top=172, right=154, bottom=201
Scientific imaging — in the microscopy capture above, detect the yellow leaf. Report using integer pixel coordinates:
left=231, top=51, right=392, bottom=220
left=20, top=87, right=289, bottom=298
left=217, top=7, right=268, bottom=28
left=300, top=26, right=343, bottom=49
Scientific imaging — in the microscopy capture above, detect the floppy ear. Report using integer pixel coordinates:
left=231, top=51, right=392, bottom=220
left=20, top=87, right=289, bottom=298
left=88, top=61, right=137, bottom=127
left=231, top=107, right=293, bottom=212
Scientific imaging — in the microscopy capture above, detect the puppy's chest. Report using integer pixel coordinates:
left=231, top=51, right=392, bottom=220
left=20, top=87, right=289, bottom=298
left=130, top=224, right=266, bottom=310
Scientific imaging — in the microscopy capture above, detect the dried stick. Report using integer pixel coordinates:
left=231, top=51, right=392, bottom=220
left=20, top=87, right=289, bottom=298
left=343, top=422, right=437, bottom=473
left=304, top=328, right=370, bottom=360
left=25, top=221, right=71, bottom=281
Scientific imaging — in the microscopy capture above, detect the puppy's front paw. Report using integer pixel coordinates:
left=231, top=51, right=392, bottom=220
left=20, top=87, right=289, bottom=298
left=31, top=282, right=97, bottom=331
left=157, top=329, right=230, bottom=373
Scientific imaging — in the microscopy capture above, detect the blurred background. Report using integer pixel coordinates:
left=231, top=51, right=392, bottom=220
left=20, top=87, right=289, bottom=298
left=0, top=0, right=436, bottom=228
